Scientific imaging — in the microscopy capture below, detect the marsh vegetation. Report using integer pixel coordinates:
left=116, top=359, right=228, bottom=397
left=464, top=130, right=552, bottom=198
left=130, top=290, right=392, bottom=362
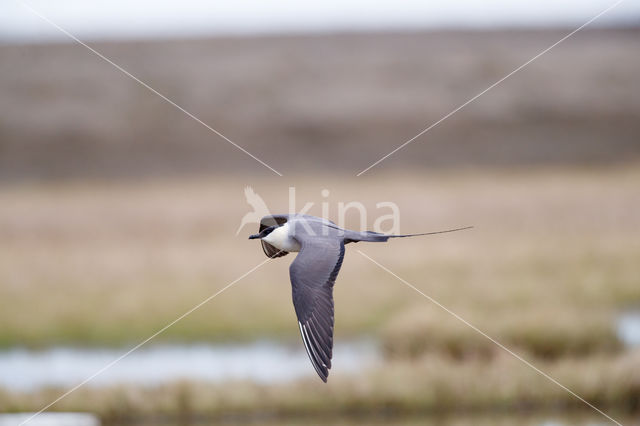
left=1, top=166, right=639, bottom=423
left=1, top=28, right=639, bottom=424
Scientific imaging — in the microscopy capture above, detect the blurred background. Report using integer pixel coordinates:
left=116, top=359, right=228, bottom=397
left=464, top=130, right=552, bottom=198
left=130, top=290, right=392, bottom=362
left=1, top=1, right=640, bottom=425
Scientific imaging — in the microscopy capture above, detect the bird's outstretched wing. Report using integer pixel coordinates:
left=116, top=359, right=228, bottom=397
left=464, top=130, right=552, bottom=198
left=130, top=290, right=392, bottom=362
left=289, top=234, right=345, bottom=382
left=259, top=215, right=290, bottom=258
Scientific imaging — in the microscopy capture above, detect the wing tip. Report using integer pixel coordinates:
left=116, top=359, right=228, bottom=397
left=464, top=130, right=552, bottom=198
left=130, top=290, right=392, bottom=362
left=298, top=321, right=331, bottom=383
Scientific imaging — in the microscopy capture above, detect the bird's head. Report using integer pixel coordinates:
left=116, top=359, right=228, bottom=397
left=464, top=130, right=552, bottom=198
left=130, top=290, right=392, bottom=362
left=248, top=226, right=276, bottom=240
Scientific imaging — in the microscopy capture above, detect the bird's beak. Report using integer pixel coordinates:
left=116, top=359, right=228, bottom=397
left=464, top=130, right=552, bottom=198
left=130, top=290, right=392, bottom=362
left=248, top=233, right=261, bottom=240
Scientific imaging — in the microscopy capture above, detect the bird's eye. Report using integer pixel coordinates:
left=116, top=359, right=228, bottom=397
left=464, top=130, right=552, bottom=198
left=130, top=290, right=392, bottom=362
left=263, top=226, right=275, bottom=236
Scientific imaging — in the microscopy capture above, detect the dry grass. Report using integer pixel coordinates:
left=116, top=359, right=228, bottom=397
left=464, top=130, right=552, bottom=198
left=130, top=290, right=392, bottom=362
left=1, top=165, right=638, bottom=349
left=2, top=350, right=639, bottom=422
left=382, top=306, right=622, bottom=360
left=1, top=165, right=640, bottom=419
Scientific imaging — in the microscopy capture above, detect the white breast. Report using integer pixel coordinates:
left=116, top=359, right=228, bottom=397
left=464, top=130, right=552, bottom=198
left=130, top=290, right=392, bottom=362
left=262, top=223, right=302, bottom=252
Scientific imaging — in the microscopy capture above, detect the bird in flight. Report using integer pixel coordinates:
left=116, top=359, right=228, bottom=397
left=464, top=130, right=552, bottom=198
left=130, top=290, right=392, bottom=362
left=249, top=214, right=471, bottom=382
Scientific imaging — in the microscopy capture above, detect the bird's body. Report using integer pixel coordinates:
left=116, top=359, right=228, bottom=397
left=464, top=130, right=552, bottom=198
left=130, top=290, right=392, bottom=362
left=249, top=214, right=470, bottom=382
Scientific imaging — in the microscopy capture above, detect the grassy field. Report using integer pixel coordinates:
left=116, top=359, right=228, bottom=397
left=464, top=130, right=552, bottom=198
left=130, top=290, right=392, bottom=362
left=1, top=166, right=639, bottom=346
left=1, top=165, right=639, bottom=420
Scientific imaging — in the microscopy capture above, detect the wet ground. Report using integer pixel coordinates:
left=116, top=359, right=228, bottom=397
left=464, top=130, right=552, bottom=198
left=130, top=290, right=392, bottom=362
left=0, top=339, right=377, bottom=391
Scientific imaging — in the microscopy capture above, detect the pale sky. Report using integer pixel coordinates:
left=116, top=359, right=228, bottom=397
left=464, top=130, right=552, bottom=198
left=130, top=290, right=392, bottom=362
left=1, top=0, right=639, bottom=43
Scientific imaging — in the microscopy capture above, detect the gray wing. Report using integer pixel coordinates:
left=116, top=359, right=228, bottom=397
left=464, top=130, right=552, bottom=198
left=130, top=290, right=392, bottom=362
left=289, top=234, right=345, bottom=382
left=259, top=215, right=289, bottom=258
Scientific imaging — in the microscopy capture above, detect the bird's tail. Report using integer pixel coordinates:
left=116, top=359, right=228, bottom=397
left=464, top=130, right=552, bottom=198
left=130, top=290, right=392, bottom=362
left=344, top=226, right=473, bottom=243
